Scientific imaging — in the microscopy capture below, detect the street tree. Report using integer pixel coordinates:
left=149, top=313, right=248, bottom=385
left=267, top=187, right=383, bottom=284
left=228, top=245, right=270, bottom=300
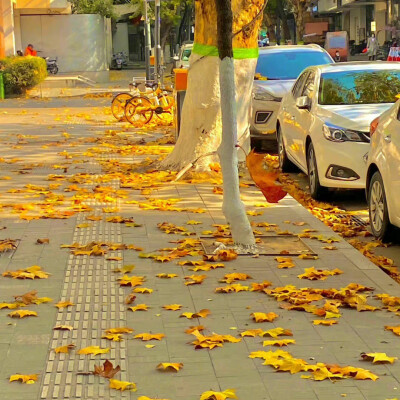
left=130, top=0, right=193, bottom=49
left=69, top=0, right=116, bottom=18
left=215, top=0, right=260, bottom=252
left=160, top=0, right=266, bottom=172
left=287, top=0, right=311, bottom=43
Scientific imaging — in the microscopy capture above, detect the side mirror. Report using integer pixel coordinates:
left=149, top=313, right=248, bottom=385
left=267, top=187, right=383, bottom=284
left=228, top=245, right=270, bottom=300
left=296, top=96, right=311, bottom=110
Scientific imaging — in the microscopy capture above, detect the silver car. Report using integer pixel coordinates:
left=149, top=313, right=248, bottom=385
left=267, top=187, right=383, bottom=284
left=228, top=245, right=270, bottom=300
left=251, top=45, right=334, bottom=149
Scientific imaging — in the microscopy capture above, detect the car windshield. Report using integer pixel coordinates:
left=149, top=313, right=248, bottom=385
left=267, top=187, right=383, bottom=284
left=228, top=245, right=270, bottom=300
left=319, top=69, right=400, bottom=105
left=255, top=50, right=332, bottom=80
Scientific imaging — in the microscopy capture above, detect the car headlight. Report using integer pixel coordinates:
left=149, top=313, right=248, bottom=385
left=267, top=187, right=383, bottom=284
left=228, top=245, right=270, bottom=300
left=322, top=124, right=369, bottom=143
left=253, top=90, right=281, bottom=102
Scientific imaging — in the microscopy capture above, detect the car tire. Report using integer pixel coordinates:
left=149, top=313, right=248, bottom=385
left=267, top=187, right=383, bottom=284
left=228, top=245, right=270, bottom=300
left=368, top=171, right=394, bottom=242
left=307, top=142, right=327, bottom=200
left=277, top=126, right=295, bottom=172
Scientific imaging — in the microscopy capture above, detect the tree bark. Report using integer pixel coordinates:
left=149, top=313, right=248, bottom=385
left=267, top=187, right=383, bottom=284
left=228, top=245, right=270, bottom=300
left=215, top=0, right=256, bottom=250
left=159, top=0, right=265, bottom=172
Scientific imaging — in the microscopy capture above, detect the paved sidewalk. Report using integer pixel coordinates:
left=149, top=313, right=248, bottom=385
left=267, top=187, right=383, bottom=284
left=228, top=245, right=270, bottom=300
left=1, top=98, right=400, bottom=400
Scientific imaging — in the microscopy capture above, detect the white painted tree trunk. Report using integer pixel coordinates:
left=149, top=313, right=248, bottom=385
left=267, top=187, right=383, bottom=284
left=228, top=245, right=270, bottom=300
left=218, top=57, right=256, bottom=250
left=159, top=54, right=257, bottom=171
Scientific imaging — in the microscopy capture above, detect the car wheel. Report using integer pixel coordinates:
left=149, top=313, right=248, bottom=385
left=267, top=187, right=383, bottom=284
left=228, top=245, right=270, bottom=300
left=368, top=171, right=394, bottom=241
left=307, top=142, right=327, bottom=200
left=277, top=126, right=294, bottom=172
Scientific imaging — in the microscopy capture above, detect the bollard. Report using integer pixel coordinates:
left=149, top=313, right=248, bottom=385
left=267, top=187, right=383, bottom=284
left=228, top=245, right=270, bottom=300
left=0, top=72, right=4, bottom=99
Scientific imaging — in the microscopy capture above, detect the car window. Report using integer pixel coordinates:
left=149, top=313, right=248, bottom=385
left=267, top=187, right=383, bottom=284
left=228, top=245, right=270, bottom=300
left=255, top=50, right=332, bottom=80
left=319, top=69, right=400, bottom=105
left=302, top=72, right=316, bottom=99
left=292, top=72, right=309, bottom=98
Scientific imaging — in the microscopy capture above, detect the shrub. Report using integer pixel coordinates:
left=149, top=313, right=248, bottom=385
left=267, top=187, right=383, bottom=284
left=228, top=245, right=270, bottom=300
left=0, top=56, right=47, bottom=95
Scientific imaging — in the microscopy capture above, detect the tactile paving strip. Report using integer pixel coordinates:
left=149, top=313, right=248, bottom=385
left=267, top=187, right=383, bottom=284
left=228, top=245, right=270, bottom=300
left=40, top=179, right=131, bottom=399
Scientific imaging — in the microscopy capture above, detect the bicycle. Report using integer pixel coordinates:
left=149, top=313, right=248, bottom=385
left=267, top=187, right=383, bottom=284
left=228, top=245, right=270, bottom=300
left=124, top=81, right=175, bottom=125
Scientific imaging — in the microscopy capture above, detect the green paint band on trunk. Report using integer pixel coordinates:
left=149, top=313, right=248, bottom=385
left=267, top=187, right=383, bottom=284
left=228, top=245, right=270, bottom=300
left=192, top=43, right=259, bottom=59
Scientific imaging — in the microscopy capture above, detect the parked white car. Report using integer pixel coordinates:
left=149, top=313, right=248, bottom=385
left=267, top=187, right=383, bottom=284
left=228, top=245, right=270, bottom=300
left=276, top=62, right=400, bottom=199
left=366, top=99, right=400, bottom=240
left=177, top=43, right=193, bottom=69
left=251, top=45, right=333, bottom=148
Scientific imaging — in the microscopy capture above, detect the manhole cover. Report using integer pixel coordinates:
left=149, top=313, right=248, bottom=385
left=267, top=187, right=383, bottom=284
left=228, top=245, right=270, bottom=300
left=200, top=236, right=317, bottom=256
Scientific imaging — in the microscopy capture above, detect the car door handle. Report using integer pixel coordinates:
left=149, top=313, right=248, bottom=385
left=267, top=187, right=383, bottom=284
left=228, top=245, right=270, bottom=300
left=384, top=135, right=392, bottom=143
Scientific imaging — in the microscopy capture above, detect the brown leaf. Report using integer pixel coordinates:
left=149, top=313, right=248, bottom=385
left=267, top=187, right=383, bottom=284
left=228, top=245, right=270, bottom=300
left=94, top=360, right=121, bottom=378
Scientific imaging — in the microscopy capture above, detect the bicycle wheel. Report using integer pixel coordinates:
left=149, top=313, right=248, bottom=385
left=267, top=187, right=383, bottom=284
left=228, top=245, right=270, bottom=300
left=111, top=93, right=133, bottom=121
left=156, top=94, right=175, bottom=123
left=125, top=96, right=154, bottom=125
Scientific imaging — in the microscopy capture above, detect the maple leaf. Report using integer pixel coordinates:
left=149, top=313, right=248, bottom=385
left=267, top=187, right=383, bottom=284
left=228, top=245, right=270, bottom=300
left=298, top=267, right=343, bottom=281
left=156, top=363, right=183, bottom=372
left=134, top=333, right=165, bottom=341
left=109, top=379, right=137, bottom=391
left=138, top=397, right=170, bottom=400
left=215, top=284, right=249, bottom=293
left=353, top=369, right=379, bottom=381
left=251, top=312, right=278, bottom=323
left=360, top=352, right=397, bottom=364
left=125, top=293, right=136, bottom=305
left=104, top=327, right=133, bottom=334
left=55, top=300, right=75, bottom=309
left=53, top=325, right=73, bottom=331
left=102, top=333, right=124, bottom=341
left=311, top=366, right=344, bottom=381
left=77, top=346, right=110, bottom=356
left=94, top=360, right=121, bottom=378
left=118, top=275, right=145, bottom=287
left=8, top=310, right=37, bottom=318
left=163, top=304, right=182, bottom=311
left=220, top=273, right=252, bottom=284
left=184, top=274, right=207, bottom=285
left=3, top=265, right=50, bottom=279
left=9, top=374, right=38, bottom=384
left=54, top=344, right=75, bottom=353
left=298, top=254, right=319, bottom=260
left=262, top=328, right=293, bottom=338
left=36, top=238, right=49, bottom=244
left=0, top=303, right=20, bottom=310
left=385, top=325, right=400, bottom=336
left=180, top=309, right=211, bottom=319
left=129, top=304, right=148, bottom=312
left=185, top=325, right=205, bottom=334
left=263, top=339, right=296, bottom=347
left=217, top=249, right=238, bottom=261
left=200, top=389, right=238, bottom=400
left=313, top=320, right=338, bottom=326
left=12, top=291, right=39, bottom=305
left=133, top=287, right=153, bottom=294
left=187, top=220, right=202, bottom=225
left=156, top=273, right=178, bottom=279
left=240, top=329, right=264, bottom=337
left=178, top=260, right=205, bottom=266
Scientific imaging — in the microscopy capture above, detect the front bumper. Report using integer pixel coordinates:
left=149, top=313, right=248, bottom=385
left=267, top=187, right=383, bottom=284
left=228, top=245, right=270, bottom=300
left=314, top=138, right=369, bottom=189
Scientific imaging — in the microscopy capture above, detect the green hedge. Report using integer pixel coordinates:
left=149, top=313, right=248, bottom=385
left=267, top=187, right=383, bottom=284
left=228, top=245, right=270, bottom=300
left=0, top=56, right=47, bottom=95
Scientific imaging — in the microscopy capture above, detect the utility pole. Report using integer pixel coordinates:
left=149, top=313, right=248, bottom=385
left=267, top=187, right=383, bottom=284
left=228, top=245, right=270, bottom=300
left=144, top=0, right=152, bottom=81
left=154, top=0, right=162, bottom=84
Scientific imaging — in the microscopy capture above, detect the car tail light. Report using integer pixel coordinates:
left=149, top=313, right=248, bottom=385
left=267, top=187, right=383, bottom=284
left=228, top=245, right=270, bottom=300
left=370, top=117, right=379, bottom=137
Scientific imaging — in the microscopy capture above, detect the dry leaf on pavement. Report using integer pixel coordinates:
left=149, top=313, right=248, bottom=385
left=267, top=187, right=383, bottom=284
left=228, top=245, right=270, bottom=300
left=134, top=333, right=165, bottom=341
left=8, top=310, right=37, bottom=318
left=200, top=389, right=238, bottom=400
left=360, top=352, right=397, bottom=364
left=54, top=344, right=75, bottom=354
left=94, top=360, right=121, bottom=378
left=156, top=363, right=183, bottom=372
left=109, top=379, right=137, bottom=391
left=77, top=346, right=110, bottom=356
left=251, top=312, right=278, bottom=323
left=9, top=374, right=38, bottom=384
left=55, top=300, right=75, bottom=309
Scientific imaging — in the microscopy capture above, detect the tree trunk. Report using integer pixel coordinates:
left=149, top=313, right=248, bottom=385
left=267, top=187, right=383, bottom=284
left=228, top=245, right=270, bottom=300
left=294, top=1, right=307, bottom=43
left=282, top=16, right=291, bottom=42
left=264, top=13, right=277, bottom=43
left=159, top=0, right=265, bottom=172
left=215, top=0, right=256, bottom=250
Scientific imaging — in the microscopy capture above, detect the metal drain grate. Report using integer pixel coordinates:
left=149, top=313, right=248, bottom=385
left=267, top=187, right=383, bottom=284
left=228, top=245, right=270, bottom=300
left=336, top=214, right=369, bottom=227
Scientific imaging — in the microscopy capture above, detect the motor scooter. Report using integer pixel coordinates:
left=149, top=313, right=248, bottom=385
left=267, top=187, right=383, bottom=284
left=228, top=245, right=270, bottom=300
left=44, top=57, right=58, bottom=75
left=111, top=52, right=128, bottom=70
